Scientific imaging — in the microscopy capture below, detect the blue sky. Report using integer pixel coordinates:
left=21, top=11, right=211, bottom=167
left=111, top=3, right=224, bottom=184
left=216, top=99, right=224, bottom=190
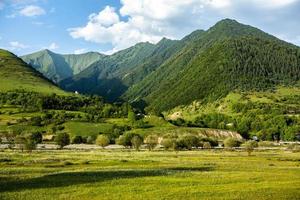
left=1, top=0, right=300, bottom=56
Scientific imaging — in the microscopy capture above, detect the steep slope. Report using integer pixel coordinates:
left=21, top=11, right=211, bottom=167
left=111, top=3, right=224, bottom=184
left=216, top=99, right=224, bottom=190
left=123, top=19, right=300, bottom=113
left=0, top=49, right=66, bottom=94
left=21, top=50, right=104, bottom=82
left=59, top=31, right=207, bottom=102
left=59, top=42, right=159, bottom=101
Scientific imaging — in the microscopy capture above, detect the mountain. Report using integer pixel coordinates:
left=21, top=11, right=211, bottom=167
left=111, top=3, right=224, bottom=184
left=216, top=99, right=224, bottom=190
left=22, top=19, right=300, bottom=114
left=59, top=42, right=159, bottom=101
left=21, top=50, right=104, bottom=83
left=123, top=19, right=300, bottom=113
left=0, top=49, right=66, bottom=94
left=59, top=34, right=202, bottom=101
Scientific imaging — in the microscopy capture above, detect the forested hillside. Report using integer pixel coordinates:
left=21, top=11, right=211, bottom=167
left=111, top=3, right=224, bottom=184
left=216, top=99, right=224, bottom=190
left=123, top=19, right=300, bottom=113
left=21, top=19, right=300, bottom=114
left=59, top=42, right=160, bottom=101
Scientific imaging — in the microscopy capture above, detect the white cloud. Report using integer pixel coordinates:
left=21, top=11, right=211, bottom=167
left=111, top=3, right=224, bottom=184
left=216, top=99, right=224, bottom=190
left=74, top=48, right=88, bottom=54
left=8, top=41, right=29, bottom=51
left=69, top=0, right=300, bottom=52
left=47, top=42, right=59, bottom=50
left=19, top=5, right=46, bottom=17
left=89, top=6, right=119, bottom=27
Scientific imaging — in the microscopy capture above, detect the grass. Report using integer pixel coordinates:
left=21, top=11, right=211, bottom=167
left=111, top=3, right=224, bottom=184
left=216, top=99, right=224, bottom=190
left=64, top=121, right=115, bottom=137
left=0, top=150, right=299, bottom=200
left=165, top=86, right=300, bottom=121
left=0, top=49, right=67, bottom=95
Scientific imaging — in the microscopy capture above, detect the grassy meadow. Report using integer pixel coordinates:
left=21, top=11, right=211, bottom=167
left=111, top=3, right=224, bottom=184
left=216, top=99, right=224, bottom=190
left=0, top=149, right=299, bottom=200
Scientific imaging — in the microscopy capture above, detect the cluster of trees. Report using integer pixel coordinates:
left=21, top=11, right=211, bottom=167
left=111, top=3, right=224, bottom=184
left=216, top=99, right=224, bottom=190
left=91, top=132, right=219, bottom=151
left=170, top=111, right=300, bottom=141
left=0, top=90, right=130, bottom=118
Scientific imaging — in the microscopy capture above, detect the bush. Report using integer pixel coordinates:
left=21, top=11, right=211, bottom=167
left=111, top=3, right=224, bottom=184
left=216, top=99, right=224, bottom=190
left=86, top=136, right=96, bottom=144
left=116, top=132, right=135, bottom=147
left=144, top=134, right=158, bottom=151
left=173, top=134, right=201, bottom=150
left=200, top=137, right=219, bottom=147
left=55, top=132, right=70, bottom=149
left=203, top=142, right=212, bottom=149
left=161, top=138, right=176, bottom=150
left=31, top=132, right=43, bottom=144
left=96, top=135, right=110, bottom=148
left=224, top=138, right=242, bottom=148
left=131, top=135, right=143, bottom=151
left=15, top=135, right=27, bottom=152
left=24, top=134, right=38, bottom=152
left=71, top=136, right=83, bottom=144
left=242, top=140, right=258, bottom=156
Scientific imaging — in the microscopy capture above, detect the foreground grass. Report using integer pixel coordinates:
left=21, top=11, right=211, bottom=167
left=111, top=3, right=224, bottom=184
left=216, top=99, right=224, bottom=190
left=0, top=150, right=299, bottom=200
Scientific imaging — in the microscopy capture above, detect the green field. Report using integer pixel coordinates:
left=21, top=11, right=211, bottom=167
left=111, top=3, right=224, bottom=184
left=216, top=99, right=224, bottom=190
left=0, top=150, right=299, bottom=200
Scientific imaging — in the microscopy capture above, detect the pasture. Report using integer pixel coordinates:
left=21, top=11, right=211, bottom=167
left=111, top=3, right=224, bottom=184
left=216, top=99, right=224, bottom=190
left=0, top=149, right=299, bottom=200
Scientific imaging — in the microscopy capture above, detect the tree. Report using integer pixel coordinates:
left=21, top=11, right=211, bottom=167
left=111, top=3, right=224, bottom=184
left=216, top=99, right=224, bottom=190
left=243, top=140, right=258, bottom=156
left=116, top=132, right=134, bottom=147
left=224, top=138, right=242, bottom=149
left=86, top=136, right=96, bottom=144
left=71, top=135, right=83, bottom=144
left=15, top=135, right=27, bottom=152
left=55, top=132, right=70, bottom=149
left=24, top=134, right=37, bottom=152
left=144, top=135, right=158, bottom=151
left=161, top=138, right=176, bottom=150
left=128, top=111, right=137, bottom=125
left=131, top=135, right=143, bottom=151
left=96, top=135, right=110, bottom=148
left=31, top=131, right=43, bottom=144
left=203, top=142, right=212, bottom=149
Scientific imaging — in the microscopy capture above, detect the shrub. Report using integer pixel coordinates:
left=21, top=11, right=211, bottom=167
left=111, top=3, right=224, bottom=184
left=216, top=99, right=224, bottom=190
left=86, top=136, right=96, bottom=144
left=24, top=134, right=38, bottom=152
left=116, top=132, right=135, bottom=147
left=81, top=136, right=87, bottom=144
left=161, top=138, right=176, bottom=150
left=224, top=138, right=242, bottom=148
left=15, top=135, right=27, bottom=152
left=55, top=132, right=70, bottom=149
left=203, top=142, right=212, bottom=149
left=181, top=134, right=201, bottom=150
left=200, top=137, right=219, bottom=147
left=242, top=140, right=258, bottom=156
left=131, top=135, right=143, bottom=151
left=144, top=134, right=158, bottom=151
left=71, top=136, right=83, bottom=144
left=31, top=132, right=43, bottom=144
left=96, top=135, right=110, bottom=148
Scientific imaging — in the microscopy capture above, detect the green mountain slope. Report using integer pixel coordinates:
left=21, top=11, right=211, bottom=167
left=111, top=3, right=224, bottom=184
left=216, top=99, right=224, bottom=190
left=123, top=19, right=300, bottom=113
left=59, top=31, right=207, bottom=102
left=21, top=50, right=104, bottom=82
left=59, top=42, right=159, bottom=101
left=0, top=49, right=66, bottom=94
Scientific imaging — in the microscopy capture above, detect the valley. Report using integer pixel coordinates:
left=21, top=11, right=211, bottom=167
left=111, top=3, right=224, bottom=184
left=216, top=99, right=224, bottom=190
left=1, top=18, right=300, bottom=200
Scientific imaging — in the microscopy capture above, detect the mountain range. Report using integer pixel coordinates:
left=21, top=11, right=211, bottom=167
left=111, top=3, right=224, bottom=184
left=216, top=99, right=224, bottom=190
left=21, top=50, right=104, bottom=83
left=20, top=19, right=300, bottom=113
